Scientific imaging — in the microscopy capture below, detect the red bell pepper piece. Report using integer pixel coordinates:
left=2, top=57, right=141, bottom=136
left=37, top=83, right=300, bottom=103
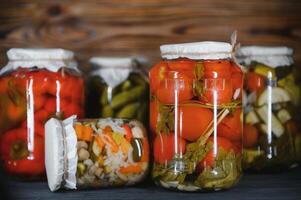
left=123, top=124, right=133, bottom=142
left=0, top=128, right=45, bottom=176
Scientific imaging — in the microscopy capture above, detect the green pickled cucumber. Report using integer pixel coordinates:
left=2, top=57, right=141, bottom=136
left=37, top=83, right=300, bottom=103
left=121, top=80, right=132, bottom=91
left=131, top=138, right=143, bottom=162
left=137, top=101, right=148, bottom=123
left=116, top=102, right=140, bottom=118
left=99, top=85, right=109, bottom=106
left=111, top=86, right=145, bottom=109
left=129, top=73, right=147, bottom=87
left=101, top=105, right=114, bottom=117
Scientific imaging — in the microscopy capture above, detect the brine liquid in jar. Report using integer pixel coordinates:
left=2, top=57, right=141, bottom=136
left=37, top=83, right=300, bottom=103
left=237, top=46, right=301, bottom=171
left=0, top=48, right=84, bottom=180
left=150, top=41, right=243, bottom=191
left=45, top=116, right=149, bottom=191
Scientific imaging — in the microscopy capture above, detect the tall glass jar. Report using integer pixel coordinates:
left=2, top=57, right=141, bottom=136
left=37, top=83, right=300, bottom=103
left=237, top=46, right=301, bottom=171
left=0, top=48, right=84, bottom=179
left=150, top=42, right=243, bottom=191
left=85, top=57, right=149, bottom=126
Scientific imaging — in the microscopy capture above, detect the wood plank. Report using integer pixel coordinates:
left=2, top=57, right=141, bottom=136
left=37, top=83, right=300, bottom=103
left=0, top=0, right=300, bottom=69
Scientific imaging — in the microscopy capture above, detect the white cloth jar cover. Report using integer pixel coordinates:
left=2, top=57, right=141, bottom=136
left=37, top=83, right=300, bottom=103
left=160, top=41, right=233, bottom=60
left=236, top=46, right=294, bottom=68
left=0, top=48, right=79, bottom=75
left=45, top=115, right=78, bottom=192
left=89, top=57, right=138, bottom=89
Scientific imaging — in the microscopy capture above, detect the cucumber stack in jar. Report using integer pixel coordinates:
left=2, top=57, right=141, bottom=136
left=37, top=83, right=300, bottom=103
left=85, top=57, right=149, bottom=126
left=237, top=46, right=301, bottom=172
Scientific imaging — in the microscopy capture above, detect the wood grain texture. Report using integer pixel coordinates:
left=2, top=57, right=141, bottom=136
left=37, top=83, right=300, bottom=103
left=0, top=0, right=301, bottom=71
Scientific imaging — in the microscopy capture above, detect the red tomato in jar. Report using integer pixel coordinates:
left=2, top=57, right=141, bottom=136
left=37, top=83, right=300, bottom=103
left=156, top=71, right=194, bottom=104
left=63, top=101, right=83, bottom=118
left=231, top=63, right=243, bottom=99
left=149, top=61, right=168, bottom=93
left=178, top=105, right=213, bottom=142
left=60, top=75, right=77, bottom=100
left=34, top=109, right=50, bottom=124
left=34, top=95, right=47, bottom=111
left=201, top=78, right=233, bottom=105
left=154, top=133, right=186, bottom=164
left=246, top=72, right=265, bottom=93
left=199, top=136, right=234, bottom=169
left=150, top=100, right=159, bottom=135
left=31, top=71, right=50, bottom=96
left=44, top=97, right=57, bottom=115
left=0, top=76, right=10, bottom=93
left=203, top=60, right=232, bottom=78
left=217, top=109, right=242, bottom=141
left=243, top=124, right=259, bottom=148
left=167, top=59, right=197, bottom=78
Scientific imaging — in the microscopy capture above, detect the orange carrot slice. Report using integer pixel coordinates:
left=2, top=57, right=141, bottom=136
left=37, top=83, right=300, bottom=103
left=119, top=164, right=142, bottom=174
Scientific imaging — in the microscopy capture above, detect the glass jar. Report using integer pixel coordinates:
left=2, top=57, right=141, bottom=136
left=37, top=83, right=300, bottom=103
left=0, top=48, right=84, bottom=179
left=150, top=42, right=243, bottom=191
left=45, top=116, right=149, bottom=191
left=237, top=46, right=301, bottom=171
left=85, top=57, right=149, bottom=126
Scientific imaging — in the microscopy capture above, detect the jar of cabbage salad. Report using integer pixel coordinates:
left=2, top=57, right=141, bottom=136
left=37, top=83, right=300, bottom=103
left=45, top=116, right=149, bottom=191
left=237, top=46, right=301, bottom=171
left=150, top=41, right=243, bottom=191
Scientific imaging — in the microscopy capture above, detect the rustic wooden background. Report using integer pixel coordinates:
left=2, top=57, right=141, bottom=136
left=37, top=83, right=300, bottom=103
left=0, top=0, right=301, bottom=71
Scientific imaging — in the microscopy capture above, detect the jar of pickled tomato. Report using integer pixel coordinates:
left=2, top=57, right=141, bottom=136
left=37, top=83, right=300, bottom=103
left=150, top=41, right=243, bottom=191
left=237, top=46, right=301, bottom=171
left=45, top=116, right=149, bottom=191
left=0, top=48, right=84, bottom=179
left=85, top=57, right=149, bottom=126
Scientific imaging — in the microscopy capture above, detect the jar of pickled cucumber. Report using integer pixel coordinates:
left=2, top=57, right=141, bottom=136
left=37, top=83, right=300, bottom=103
left=0, top=48, right=84, bottom=179
left=236, top=46, right=301, bottom=171
left=85, top=57, right=149, bottom=126
left=150, top=41, right=243, bottom=191
left=45, top=116, right=149, bottom=191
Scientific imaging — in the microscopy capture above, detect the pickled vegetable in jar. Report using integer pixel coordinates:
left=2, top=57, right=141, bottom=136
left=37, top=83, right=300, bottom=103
left=150, top=41, right=243, bottom=191
left=0, top=48, right=84, bottom=179
left=45, top=116, right=149, bottom=191
left=236, top=46, right=301, bottom=171
left=85, top=57, right=149, bottom=126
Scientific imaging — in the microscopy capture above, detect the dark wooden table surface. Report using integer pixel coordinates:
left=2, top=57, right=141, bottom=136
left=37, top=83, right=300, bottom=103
left=5, top=167, right=301, bottom=200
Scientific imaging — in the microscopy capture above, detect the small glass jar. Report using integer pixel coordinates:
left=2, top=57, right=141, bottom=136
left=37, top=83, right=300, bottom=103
left=45, top=116, right=149, bottom=191
left=0, top=48, right=84, bottom=179
left=237, top=46, right=301, bottom=171
left=150, top=42, right=243, bottom=191
left=85, top=57, right=149, bottom=126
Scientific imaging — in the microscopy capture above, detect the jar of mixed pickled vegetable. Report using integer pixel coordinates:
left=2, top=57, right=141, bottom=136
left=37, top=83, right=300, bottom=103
left=85, top=57, right=149, bottom=126
left=237, top=46, right=301, bottom=171
left=45, top=116, right=149, bottom=191
left=0, top=48, right=84, bottom=179
left=150, top=42, right=243, bottom=191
